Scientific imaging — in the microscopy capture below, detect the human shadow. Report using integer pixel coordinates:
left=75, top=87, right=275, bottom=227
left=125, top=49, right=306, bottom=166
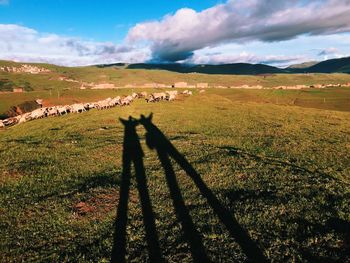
left=139, top=113, right=268, bottom=263
left=140, top=116, right=211, bottom=262
left=111, top=117, right=163, bottom=263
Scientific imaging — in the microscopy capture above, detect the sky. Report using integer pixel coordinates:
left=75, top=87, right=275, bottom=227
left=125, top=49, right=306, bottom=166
left=1, top=0, right=350, bottom=67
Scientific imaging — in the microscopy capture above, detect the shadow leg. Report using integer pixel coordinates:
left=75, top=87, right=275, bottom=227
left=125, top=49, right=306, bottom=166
left=111, top=157, right=131, bottom=263
left=156, top=148, right=210, bottom=263
left=133, top=156, right=164, bottom=262
left=170, top=149, right=268, bottom=263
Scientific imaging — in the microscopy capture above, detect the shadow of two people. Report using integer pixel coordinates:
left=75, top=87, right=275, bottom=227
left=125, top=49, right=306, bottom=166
left=111, top=113, right=267, bottom=263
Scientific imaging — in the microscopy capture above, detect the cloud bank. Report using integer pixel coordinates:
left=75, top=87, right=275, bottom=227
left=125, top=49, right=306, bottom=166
left=0, top=24, right=151, bottom=66
left=1, top=0, right=350, bottom=66
left=127, top=0, right=350, bottom=62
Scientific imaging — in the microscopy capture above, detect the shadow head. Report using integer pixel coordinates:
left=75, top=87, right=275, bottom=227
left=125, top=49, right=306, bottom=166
left=139, top=113, right=153, bottom=126
left=119, top=116, right=139, bottom=128
left=139, top=113, right=157, bottom=149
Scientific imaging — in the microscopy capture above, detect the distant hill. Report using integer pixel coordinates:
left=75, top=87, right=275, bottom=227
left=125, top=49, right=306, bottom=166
left=287, top=61, right=319, bottom=69
left=126, top=63, right=285, bottom=75
left=97, top=57, right=350, bottom=75
left=305, top=57, right=350, bottom=73
left=2, top=56, right=350, bottom=77
left=95, top=63, right=127, bottom=68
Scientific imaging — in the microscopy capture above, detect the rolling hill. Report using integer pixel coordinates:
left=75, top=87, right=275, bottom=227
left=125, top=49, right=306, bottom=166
left=287, top=61, right=319, bottom=69
left=304, top=57, right=350, bottom=73
left=126, top=63, right=285, bottom=75
left=97, top=56, right=350, bottom=75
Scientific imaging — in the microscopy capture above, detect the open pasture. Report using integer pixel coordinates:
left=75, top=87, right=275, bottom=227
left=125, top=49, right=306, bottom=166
left=1, top=86, right=350, bottom=115
left=1, top=89, right=349, bottom=262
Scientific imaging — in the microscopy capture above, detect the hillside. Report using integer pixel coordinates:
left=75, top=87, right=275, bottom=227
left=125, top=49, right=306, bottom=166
left=2, top=60, right=350, bottom=95
left=3, top=57, right=350, bottom=78
left=100, top=57, right=350, bottom=75
left=305, top=57, right=350, bottom=73
left=287, top=61, right=319, bottom=69
left=1, top=91, right=350, bottom=262
left=126, top=63, right=285, bottom=75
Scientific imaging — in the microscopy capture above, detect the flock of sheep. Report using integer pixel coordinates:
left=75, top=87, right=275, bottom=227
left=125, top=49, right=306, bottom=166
left=0, top=90, right=193, bottom=128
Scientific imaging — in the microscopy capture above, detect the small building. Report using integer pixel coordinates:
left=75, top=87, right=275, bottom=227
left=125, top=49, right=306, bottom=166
left=143, top=83, right=157, bottom=88
left=196, top=82, right=208, bottom=88
left=155, top=83, right=168, bottom=88
left=173, top=82, right=188, bottom=88
left=92, top=83, right=116, bottom=89
left=13, top=88, right=23, bottom=93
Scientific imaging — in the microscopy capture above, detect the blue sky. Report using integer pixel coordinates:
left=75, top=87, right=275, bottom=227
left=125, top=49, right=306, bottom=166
left=1, top=0, right=350, bottom=67
left=0, top=0, right=221, bottom=41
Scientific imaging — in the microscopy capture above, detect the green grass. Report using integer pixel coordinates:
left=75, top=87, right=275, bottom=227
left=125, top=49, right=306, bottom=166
left=2, top=60, right=350, bottom=91
left=1, top=86, right=350, bottom=116
left=1, top=90, right=350, bottom=262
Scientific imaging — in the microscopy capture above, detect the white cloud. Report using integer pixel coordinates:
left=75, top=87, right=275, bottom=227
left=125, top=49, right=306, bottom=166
left=318, top=47, right=340, bottom=56
left=0, top=0, right=9, bottom=5
left=182, top=43, right=311, bottom=67
left=127, top=0, right=350, bottom=62
left=0, top=24, right=151, bottom=66
left=185, top=49, right=310, bottom=68
left=317, top=47, right=347, bottom=61
left=2, top=1, right=350, bottom=68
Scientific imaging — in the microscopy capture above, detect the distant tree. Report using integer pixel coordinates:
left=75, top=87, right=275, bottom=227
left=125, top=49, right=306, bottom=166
left=22, top=81, right=33, bottom=91
left=0, top=79, right=14, bottom=92
left=17, top=81, right=33, bottom=91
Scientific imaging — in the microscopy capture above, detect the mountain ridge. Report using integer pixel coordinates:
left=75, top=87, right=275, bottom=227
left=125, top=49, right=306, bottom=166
left=2, top=56, right=350, bottom=75
left=97, top=56, right=350, bottom=75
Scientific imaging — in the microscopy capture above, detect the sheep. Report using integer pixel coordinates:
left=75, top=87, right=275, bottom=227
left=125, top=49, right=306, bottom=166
left=152, top=92, right=167, bottom=101
left=84, top=103, right=95, bottom=111
left=57, top=105, right=71, bottom=115
left=166, top=90, right=178, bottom=101
left=70, top=103, right=86, bottom=113
left=110, top=96, right=121, bottom=106
left=17, top=113, right=32, bottom=124
left=2, top=117, right=18, bottom=127
left=4, top=89, right=190, bottom=127
left=120, top=96, right=132, bottom=106
left=29, top=108, right=47, bottom=119
left=138, top=91, right=147, bottom=98
left=167, top=94, right=176, bottom=101
left=182, top=90, right=192, bottom=95
left=145, top=95, right=155, bottom=103
left=46, top=107, right=59, bottom=116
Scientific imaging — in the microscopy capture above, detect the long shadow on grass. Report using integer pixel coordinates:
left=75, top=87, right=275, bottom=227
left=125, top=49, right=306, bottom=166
left=111, top=117, right=163, bottom=263
left=139, top=113, right=267, bottom=263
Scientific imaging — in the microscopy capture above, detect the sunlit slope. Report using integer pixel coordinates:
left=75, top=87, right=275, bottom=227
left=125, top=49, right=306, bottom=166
left=0, top=92, right=349, bottom=262
left=1, top=60, right=350, bottom=92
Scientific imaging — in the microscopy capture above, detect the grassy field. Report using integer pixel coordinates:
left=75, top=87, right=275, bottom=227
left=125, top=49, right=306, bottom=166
left=1, top=90, right=349, bottom=262
left=1, top=86, right=350, bottom=115
left=2, top=60, right=350, bottom=92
